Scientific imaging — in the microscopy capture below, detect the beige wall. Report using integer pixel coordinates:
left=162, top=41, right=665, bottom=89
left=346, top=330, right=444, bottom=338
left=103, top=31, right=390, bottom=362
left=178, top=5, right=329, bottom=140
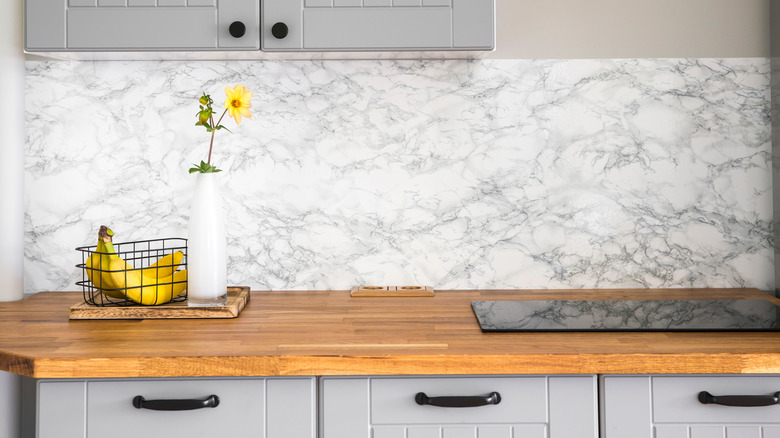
left=491, top=0, right=769, bottom=59
left=772, top=0, right=780, bottom=57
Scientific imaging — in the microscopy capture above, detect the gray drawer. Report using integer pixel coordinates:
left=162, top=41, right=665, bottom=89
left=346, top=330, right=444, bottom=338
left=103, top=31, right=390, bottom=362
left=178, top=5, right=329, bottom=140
left=322, top=375, right=597, bottom=438
left=603, top=375, right=780, bottom=438
left=653, top=376, right=780, bottom=424
left=371, top=376, right=546, bottom=424
left=32, top=377, right=316, bottom=438
left=87, top=378, right=264, bottom=436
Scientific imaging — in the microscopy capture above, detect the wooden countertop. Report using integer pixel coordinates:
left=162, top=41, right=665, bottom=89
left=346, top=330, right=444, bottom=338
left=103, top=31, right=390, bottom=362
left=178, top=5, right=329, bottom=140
left=2, top=289, right=780, bottom=379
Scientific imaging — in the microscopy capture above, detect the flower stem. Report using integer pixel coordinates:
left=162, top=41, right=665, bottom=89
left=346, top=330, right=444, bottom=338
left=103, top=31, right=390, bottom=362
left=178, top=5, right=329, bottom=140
left=207, top=108, right=229, bottom=166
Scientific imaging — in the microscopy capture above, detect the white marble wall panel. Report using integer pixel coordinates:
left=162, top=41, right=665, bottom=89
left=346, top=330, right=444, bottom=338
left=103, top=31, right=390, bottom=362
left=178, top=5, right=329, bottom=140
left=24, top=58, right=772, bottom=293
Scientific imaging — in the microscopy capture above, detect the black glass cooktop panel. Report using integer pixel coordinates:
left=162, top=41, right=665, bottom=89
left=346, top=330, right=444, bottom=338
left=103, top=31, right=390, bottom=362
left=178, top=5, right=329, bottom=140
left=471, top=299, right=780, bottom=332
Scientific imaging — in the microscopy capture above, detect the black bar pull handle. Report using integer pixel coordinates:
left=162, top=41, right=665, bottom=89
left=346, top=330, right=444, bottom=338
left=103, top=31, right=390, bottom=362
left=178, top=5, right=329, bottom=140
left=415, top=392, right=501, bottom=408
left=132, top=394, right=220, bottom=411
left=698, top=391, right=780, bottom=407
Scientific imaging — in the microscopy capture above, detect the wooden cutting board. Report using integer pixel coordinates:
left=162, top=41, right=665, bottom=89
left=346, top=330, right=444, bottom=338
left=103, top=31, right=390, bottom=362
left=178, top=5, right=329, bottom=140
left=69, top=286, right=249, bottom=320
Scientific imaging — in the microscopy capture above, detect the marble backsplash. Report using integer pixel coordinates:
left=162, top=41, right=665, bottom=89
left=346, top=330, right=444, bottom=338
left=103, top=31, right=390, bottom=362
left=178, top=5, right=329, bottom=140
left=24, top=58, right=773, bottom=294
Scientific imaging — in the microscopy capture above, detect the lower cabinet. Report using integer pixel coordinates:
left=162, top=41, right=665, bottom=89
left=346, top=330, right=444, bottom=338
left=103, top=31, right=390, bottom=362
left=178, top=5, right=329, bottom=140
left=25, top=374, right=597, bottom=438
left=602, top=375, right=780, bottom=438
left=33, top=373, right=780, bottom=437
left=23, top=376, right=317, bottom=438
left=321, top=375, right=599, bottom=438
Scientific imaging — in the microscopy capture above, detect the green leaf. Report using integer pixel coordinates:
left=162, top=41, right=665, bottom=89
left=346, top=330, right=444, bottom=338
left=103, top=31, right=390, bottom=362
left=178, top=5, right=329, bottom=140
left=188, top=161, right=222, bottom=174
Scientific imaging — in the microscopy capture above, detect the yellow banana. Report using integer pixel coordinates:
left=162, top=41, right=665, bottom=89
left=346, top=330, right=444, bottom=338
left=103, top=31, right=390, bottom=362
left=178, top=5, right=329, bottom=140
left=85, top=239, right=111, bottom=295
left=85, top=226, right=130, bottom=299
left=85, top=226, right=188, bottom=305
left=141, top=251, right=184, bottom=278
left=125, top=269, right=188, bottom=306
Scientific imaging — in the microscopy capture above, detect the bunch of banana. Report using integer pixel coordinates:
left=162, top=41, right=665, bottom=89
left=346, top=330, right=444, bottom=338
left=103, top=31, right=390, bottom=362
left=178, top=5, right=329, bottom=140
left=85, top=226, right=188, bottom=305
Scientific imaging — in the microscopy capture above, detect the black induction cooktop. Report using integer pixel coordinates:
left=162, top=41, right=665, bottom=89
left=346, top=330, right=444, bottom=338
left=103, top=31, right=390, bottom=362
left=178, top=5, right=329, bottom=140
left=471, top=299, right=780, bottom=332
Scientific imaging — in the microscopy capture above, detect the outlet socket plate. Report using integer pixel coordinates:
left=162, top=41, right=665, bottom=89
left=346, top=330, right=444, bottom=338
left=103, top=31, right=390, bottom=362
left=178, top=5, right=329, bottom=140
left=350, top=286, right=434, bottom=297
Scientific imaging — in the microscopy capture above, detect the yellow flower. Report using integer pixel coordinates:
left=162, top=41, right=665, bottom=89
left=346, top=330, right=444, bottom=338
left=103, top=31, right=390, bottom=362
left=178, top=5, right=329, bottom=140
left=191, top=85, right=254, bottom=174
left=224, top=85, right=253, bottom=126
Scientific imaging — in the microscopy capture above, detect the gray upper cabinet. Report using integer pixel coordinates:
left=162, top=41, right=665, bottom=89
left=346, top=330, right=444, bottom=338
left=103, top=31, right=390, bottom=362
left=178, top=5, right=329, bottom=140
left=25, top=0, right=259, bottom=51
left=25, top=0, right=494, bottom=53
left=263, top=0, right=494, bottom=51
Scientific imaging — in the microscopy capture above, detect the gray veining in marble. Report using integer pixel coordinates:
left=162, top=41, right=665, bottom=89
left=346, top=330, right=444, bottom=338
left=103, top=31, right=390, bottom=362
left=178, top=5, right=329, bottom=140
left=471, top=299, right=780, bottom=331
left=24, top=58, right=772, bottom=294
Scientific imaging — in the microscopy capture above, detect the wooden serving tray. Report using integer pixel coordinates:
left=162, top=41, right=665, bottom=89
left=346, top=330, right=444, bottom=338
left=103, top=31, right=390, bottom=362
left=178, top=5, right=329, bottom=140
left=69, top=286, right=250, bottom=320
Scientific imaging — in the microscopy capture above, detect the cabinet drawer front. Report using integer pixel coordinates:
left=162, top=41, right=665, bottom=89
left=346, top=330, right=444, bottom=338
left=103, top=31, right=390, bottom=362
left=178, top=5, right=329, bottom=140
left=653, top=376, right=780, bottom=424
left=371, top=376, right=547, bottom=424
left=87, top=378, right=264, bottom=437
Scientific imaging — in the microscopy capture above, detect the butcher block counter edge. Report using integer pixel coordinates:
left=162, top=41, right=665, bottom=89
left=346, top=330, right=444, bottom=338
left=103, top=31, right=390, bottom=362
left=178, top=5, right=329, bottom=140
left=2, top=288, right=780, bottom=379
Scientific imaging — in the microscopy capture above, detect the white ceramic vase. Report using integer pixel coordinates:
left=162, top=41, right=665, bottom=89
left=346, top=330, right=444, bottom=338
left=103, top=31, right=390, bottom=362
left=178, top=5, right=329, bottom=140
left=187, top=172, right=227, bottom=306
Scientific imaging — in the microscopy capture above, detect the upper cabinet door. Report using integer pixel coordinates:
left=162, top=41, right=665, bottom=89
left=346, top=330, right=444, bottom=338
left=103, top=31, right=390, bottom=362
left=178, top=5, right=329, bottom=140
left=25, top=0, right=259, bottom=51
left=264, top=0, right=494, bottom=52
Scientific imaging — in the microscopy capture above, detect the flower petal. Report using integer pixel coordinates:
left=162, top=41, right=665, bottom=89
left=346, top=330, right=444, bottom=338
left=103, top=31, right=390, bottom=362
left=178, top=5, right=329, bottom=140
left=230, top=109, right=242, bottom=125
left=222, top=85, right=252, bottom=124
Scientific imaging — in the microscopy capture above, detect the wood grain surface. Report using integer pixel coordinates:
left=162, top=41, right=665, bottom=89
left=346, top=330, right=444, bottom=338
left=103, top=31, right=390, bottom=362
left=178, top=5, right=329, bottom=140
left=2, top=288, right=780, bottom=378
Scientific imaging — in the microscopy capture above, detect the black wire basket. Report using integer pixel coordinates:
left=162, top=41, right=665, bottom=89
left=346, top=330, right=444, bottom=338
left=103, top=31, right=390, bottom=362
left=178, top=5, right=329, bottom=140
left=76, top=237, right=188, bottom=307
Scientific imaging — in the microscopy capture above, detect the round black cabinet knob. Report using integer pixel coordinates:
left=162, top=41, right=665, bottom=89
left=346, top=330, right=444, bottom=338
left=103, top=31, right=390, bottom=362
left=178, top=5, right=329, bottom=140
left=229, top=21, right=246, bottom=38
left=271, top=22, right=288, bottom=39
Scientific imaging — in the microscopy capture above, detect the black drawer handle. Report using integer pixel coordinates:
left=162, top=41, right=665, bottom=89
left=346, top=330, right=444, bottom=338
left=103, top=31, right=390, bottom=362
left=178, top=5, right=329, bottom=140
left=698, top=391, right=780, bottom=407
left=415, top=392, right=501, bottom=408
left=132, top=394, right=220, bottom=411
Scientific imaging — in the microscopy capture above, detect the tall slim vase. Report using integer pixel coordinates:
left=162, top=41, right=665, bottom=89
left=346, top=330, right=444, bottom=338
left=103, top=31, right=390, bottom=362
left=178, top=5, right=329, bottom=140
left=187, top=172, right=227, bottom=306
